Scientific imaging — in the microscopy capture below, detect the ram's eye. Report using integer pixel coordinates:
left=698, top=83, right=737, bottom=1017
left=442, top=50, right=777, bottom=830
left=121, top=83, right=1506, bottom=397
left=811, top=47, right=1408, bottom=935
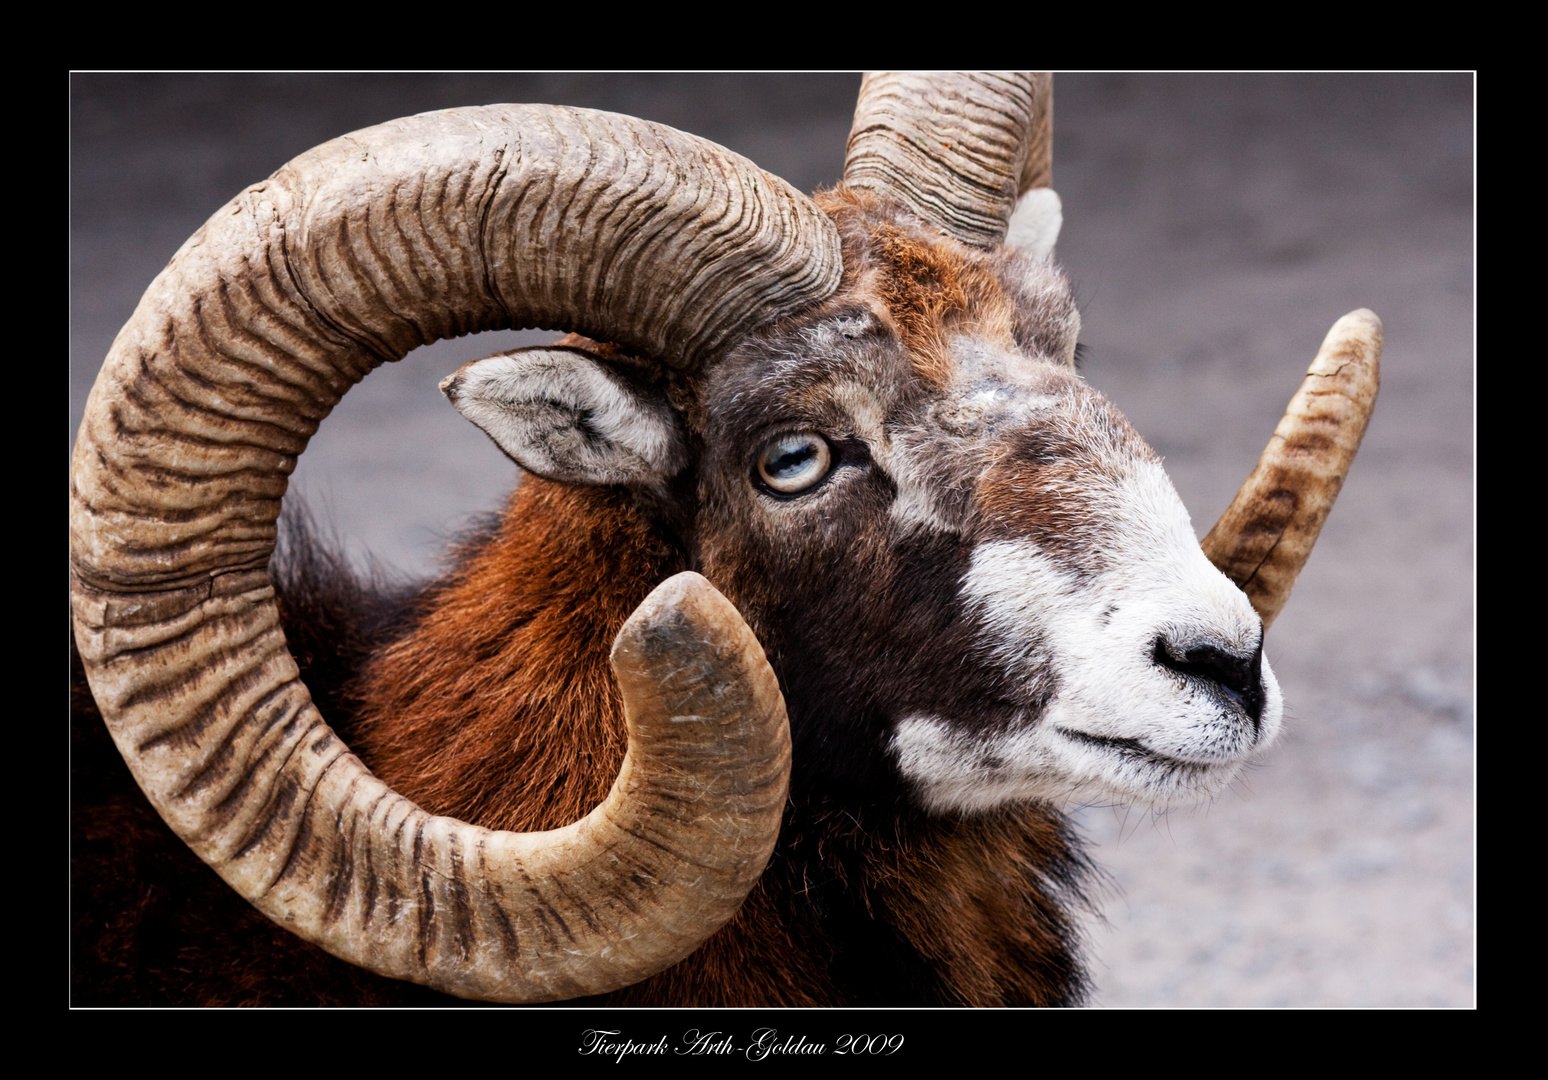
left=755, top=432, right=833, bottom=495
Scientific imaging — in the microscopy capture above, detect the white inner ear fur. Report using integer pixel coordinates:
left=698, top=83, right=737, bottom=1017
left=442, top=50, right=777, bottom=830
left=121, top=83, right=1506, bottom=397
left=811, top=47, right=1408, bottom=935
left=441, top=347, right=685, bottom=489
left=1004, top=187, right=1063, bottom=262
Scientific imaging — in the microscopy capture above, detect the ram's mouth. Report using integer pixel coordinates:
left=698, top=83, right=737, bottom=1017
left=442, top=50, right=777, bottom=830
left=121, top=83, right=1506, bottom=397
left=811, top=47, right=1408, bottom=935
left=1054, top=727, right=1226, bottom=775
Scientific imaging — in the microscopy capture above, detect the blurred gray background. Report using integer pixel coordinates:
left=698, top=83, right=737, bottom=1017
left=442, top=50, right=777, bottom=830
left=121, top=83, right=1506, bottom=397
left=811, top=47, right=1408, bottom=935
left=70, top=73, right=1474, bottom=1008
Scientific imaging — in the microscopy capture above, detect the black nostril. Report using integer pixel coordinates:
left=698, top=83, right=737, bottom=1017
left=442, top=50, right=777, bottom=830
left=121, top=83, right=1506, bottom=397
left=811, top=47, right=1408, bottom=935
left=1151, top=637, right=1266, bottom=731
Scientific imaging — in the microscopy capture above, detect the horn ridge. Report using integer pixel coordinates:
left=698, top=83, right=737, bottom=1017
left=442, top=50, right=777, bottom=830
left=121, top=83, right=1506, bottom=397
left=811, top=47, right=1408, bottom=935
left=845, top=72, right=1049, bottom=247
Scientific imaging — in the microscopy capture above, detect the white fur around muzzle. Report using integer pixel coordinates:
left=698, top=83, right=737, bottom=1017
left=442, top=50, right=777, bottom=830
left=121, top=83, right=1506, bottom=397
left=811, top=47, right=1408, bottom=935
left=893, top=460, right=1281, bottom=813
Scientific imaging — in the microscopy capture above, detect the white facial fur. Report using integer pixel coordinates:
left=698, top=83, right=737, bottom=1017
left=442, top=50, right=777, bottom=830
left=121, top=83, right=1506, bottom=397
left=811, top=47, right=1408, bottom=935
left=893, top=456, right=1281, bottom=813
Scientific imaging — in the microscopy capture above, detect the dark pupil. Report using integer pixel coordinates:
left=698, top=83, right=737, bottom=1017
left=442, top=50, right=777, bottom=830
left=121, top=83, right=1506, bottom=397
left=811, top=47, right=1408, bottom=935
left=771, top=443, right=815, bottom=477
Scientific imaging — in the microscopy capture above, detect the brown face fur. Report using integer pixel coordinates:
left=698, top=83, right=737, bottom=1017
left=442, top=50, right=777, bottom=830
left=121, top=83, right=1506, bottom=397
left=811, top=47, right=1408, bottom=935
left=682, top=190, right=1131, bottom=801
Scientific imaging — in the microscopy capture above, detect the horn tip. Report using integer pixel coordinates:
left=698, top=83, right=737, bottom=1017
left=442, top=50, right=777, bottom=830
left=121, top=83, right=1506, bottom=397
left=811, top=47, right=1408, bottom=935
left=611, top=571, right=739, bottom=669
left=1326, top=308, right=1384, bottom=359
left=1312, top=309, right=1383, bottom=392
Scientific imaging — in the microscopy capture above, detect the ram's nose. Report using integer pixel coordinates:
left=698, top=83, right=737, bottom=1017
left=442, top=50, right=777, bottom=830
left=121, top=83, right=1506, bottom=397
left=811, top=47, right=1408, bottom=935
left=1151, top=636, right=1267, bottom=733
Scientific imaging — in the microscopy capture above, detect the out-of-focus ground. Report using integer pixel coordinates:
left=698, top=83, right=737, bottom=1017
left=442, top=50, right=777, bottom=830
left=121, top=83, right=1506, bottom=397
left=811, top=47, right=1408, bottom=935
left=70, top=73, right=1474, bottom=1008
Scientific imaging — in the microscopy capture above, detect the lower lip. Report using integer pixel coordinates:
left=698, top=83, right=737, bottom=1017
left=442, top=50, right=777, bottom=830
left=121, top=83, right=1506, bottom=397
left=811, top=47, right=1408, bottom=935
left=1055, top=727, right=1229, bottom=772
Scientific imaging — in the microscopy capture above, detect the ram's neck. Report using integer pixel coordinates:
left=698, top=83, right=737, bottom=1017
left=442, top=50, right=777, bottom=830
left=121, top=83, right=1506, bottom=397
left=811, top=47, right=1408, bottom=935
left=350, top=478, right=684, bottom=832
left=842, top=803, right=1095, bottom=1006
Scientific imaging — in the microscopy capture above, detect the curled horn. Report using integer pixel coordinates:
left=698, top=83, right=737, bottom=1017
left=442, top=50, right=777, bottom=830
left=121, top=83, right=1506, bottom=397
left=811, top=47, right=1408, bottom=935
left=69, top=105, right=837, bottom=1001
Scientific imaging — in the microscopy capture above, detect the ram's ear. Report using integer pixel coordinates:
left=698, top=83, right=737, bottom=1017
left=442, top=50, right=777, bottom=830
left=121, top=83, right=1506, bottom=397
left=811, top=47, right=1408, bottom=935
left=441, top=346, right=686, bottom=489
left=1004, top=187, right=1062, bottom=262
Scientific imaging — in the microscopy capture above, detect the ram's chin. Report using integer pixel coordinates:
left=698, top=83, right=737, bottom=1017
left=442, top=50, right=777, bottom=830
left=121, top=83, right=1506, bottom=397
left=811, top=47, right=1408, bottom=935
left=892, top=713, right=1261, bottom=814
